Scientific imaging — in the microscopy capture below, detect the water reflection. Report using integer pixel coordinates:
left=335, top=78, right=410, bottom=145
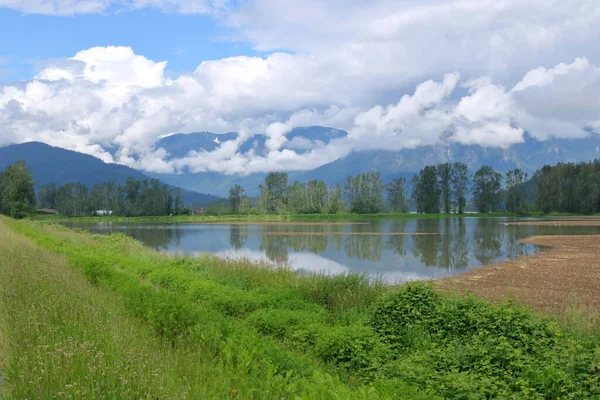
left=61, top=218, right=600, bottom=282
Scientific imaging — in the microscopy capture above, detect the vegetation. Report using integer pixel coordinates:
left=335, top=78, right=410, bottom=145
left=38, top=177, right=190, bottom=217
left=533, top=161, right=600, bottom=214
left=472, top=165, right=503, bottom=213
left=0, top=160, right=36, bottom=219
left=1, top=218, right=599, bottom=399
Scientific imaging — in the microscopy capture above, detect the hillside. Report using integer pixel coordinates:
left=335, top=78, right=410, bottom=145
left=152, top=127, right=600, bottom=196
left=0, top=142, right=219, bottom=205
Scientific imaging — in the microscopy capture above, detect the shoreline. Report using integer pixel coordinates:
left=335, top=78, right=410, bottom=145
left=438, top=234, right=600, bottom=314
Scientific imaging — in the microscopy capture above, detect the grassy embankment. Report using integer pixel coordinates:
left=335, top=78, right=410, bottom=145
left=1, top=217, right=599, bottom=399
left=32, top=211, right=523, bottom=224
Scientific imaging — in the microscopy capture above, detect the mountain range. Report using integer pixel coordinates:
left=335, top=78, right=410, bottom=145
left=2, top=127, right=600, bottom=200
left=0, top=142, right=219, bottom=205
left=151, top=127, right=600, bottom=196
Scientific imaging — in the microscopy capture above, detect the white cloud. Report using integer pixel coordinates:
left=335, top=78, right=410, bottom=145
left=0, top=0, right=226, bottom=15
left=2, top=46, right=600, bottom=174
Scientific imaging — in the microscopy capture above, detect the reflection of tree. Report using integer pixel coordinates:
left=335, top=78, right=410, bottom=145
left=450, top=218, right=470, bottom=270
left=385, top=220, right=408, bottom=256
left=229, top=225, right=249, bottom=250
left=259, top=235, right=289, bottom=263
left=473, top=218, right=502, bottom=265
left=344, top=235, right=383, bottom=261
left=123, top=225, right=184, bottom=251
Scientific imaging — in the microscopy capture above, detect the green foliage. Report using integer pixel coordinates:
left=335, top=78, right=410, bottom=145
left=411, top=166, right=440, bottom=213
left=534, top=161, right=600, bottom=214
left=41, top=177, right=186, bottom=217
left=371, top=283, right=600, bottom=398
left=228, top=183, right=246, bottom=213
left=505, top=168, right=529, bottom=214
left=472, top=165, right=503, bottom=213
left=344, top=172, right=384, bottom=214
left=386, top=177, right=408, bottom=212
left=451, top=162, right=469, bottom=214
left=0, top=159, right=36, bottom=219
left=3, top=219, right=600, bottom=399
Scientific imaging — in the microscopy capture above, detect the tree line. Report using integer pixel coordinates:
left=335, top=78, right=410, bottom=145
left=229, top=163, right=538, bottom=215
left=0, top=160, right=189, bottom=218
left=38, top=178, right=188, bottom=217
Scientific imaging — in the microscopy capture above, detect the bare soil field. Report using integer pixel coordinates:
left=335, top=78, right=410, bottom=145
left=505, top=219, right=600, bottom=226
left=438, top=235, right=600, bottom=314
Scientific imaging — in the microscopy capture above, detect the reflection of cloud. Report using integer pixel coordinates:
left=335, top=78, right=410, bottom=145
left=213, top=248, right=350, bottom=275
left=379, top=270, right=455, bottom=284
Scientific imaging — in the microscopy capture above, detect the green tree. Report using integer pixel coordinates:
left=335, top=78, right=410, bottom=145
left=328, top=183, right=345, bottom=214
left=505, top=168, right=528, bottom=214
left=472, top=165, right=502, bottom=213
left=259, top=172, right=288, bottom=214
left=38, top=183, right=57, bottom=209
left=386, top=177, right=408, bottom=212
left=0, top=160, right=36, bottom=219
left=411, top=166, right=440, bottom=213
left=228, top=184, right=246, bottom=214
left=437, top=163, right=453, bottom=213
left=344, top=172, right=383, bottom=214
left=451, top=162, right=469, bottom=214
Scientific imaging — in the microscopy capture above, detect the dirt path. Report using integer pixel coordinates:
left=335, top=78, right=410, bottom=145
left=438, top=235, right=600, bottom=314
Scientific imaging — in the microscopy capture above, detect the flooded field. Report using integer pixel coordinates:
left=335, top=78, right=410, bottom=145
left=61, top=217, right=600, bottom=282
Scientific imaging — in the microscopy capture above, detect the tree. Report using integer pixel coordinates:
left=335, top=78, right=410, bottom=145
left=451, top=162, right=469, bottom=214
left=259, top=172, right=288, bottom=214
left=472, top=165, right=502, bottom=213
left=228, top=184, right=246, bottom=214
left=344, top=172, right=383, bottom=214
left=328, top=183, right=345, bottom=214
left=0, top=160, right=36, bottom=219
left=505, top=168, right=528, bottom=214
left=386, top=177, right=408, bottom=212
left=173, top=188, right=185, bottom=215
left=437, top=163, right=453, bottom=213
left=411, top=166, right=440, bottom=213
left=38, top=183, right=57, bottom=209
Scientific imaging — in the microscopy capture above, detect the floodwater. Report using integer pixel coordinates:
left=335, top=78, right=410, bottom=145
left=60, top=218, right=600, bottom=283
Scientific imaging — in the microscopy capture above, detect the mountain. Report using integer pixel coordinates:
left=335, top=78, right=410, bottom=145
left=151, top=127, right=600, bottom=196
left=0, top=142, right=219, bottom=205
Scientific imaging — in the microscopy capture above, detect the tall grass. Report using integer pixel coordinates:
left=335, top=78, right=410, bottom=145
left=1, top=217, right=599, bottom=399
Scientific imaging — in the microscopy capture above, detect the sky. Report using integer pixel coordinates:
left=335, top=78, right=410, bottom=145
left=1, top=0, right=600, bottom=175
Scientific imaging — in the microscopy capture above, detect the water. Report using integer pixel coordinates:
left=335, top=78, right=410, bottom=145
left=61, top=218, right=600, bottom=282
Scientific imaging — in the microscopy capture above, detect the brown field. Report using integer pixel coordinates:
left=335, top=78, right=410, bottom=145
left=248, top=231, right=437, bottom=236
left=438, top=235, right=600, bottom=315
left=504, top=219, right=600, bottom=226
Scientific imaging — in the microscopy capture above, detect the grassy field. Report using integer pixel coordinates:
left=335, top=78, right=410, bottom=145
left=32, top=211, right=524, bottom=224
left=1, top=217, right=599, bottom=398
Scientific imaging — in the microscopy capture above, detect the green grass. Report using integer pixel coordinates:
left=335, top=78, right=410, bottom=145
left=1, top=217, right=599, bottom=399
left=31, top=211, right=523, bottom=224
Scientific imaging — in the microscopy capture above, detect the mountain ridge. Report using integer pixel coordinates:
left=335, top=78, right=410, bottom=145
left=0, top=142, right=219, bottom=205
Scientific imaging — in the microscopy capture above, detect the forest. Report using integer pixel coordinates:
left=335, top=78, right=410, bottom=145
left=1, top=159, right=600, bottom=219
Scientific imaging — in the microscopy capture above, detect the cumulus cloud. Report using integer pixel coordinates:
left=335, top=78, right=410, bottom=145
left=1, top=45, right=600, bottom=174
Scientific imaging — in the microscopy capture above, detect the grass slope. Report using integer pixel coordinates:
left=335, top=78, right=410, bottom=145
left=1, top=218, right=599, bottom=398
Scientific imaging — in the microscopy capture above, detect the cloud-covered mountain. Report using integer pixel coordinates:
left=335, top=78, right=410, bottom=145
left=149, top=126, right=600, bottom=196
left=0, top=142, right=219, bottom=205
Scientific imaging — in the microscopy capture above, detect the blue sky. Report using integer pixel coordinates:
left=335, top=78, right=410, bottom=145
left=0, top=0, right=599, bottom=174
left=0, top=7, right=255, bottom=81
